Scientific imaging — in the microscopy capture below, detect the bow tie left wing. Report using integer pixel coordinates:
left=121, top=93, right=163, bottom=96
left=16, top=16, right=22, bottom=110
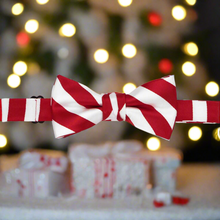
left=125, top=75, right=177, bottom=140
left=51, top=75, right=103, bottom=138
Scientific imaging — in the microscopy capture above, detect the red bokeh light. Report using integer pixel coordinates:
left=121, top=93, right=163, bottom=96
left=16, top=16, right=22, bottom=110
left=16, top=32, right=30, bottom=46
left=158, top=59, right=173, bottom=74
left=148, top=12, right=162, bottom=26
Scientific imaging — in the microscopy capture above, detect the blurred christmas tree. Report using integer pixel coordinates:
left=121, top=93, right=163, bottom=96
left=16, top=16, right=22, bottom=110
left=0, top=0, right=220, bottom=161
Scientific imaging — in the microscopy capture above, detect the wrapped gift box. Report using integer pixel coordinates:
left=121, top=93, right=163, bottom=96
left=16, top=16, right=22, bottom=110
left=129, top=147, right=182, bottom=191
left=69, top=141, right=149, bottom=198
left=0, top=150, right=68, bottom=198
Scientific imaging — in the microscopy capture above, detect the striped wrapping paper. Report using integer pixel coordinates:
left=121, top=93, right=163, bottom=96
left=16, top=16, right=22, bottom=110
left=70, top=157, right=149, bottom=199
left=69, top=142, right=149, bottom=199
left=0, top=151, right=68, bottom=198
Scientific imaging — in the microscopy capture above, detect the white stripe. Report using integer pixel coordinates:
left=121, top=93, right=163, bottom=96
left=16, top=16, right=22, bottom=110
left=193, top=101, right=207, bottom=122
left=52, top=78, right=103, bottom=124
left=130, top=86, right=177, bottom=128
left=35, top=99, right=41, bottom=121
left=162, top=75, right=176, bottom=87
left=105, top=93, right=118, bottom=121
left=110, top=93, right=118, bottom=120
left=52, top=120, right=75, bottom=138
left=24, top=99, right=36, bottom=121
left=1, top=98, right=9, bottom=122
left=126, top=108, right=155, bottom=135
left=119, top=104, right=126, bottom=121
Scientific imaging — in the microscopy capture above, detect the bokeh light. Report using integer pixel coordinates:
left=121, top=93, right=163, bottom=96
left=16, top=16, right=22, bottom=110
left=188, top=126, right=202, bottom=141
left=57, top=48, right=69, bottom=59
left=148, top=12, right=162, bottom=26
left=13, top=61, right=27, bottom=76
left=213, top=128, right=220, bottom=141
left=205, top=81, right=219, bottom=97
left=7, top=74, right=21, bottom=88
left=185, top=0, right=196, bottom=6
left=59, top=23, right=76, bottom=37
left=0, top=134, right=7, bottom=148
left=183, top=42, right=198, bottom=56
left=118, top=0, right=132, bottom=7
left=172, top=6, right=187, bottom=21
left=11, top=3, right=24, bottom=16
left=182, top=61, right=196, bottom=76
left=25, top=19, right=39, bottom=34
left=146, top=137, right=161, bottom=151
left=36, top=0, right=49, bottom=5
left=158, top=59, right=173, bottom=74
left=123, top=82, right=136, bottom=94
left=122, top=44, right=137, bottom=58
left=16, top=32, right=30, bottom=47
left=94, top=49, right=109, bottom=64
left=28, top=62, right=40, bottom=75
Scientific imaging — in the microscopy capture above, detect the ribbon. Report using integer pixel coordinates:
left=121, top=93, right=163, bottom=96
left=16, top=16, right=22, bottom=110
left=0, top=75, right=220, bottom=140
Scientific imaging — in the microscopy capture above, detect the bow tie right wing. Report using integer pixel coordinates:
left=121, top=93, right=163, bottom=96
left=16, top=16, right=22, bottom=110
left=126, top=75, right=177, bottom=140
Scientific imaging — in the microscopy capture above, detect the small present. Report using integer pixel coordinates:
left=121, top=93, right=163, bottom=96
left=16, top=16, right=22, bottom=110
left=0, top=150, right=68, bottom=198
left=131, top=147, right=182, bottom=191
left=69, top=140, right=149, bottom=198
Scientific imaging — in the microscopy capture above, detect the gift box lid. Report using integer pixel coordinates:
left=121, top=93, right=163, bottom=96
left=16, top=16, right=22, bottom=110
left=68, top=140, right=143, bottom=162
left=129, top=147, right=182, bottom=168
left=19, top=149, right=68, bottom=173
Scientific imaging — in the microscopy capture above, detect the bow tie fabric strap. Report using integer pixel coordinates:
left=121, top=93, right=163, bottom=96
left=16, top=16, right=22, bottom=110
left=0, top=98, right=52, bottom=122
left=0, top=75, right=220, bottom=140
left=1, top=99, right=219, bottom=124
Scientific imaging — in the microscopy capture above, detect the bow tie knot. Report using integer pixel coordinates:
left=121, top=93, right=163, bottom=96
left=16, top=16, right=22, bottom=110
left=102, top=92, right=126, bottom=122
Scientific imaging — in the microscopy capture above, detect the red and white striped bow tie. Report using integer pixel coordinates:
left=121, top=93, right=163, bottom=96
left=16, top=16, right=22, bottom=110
left=0, top=75, right=220, bottom=140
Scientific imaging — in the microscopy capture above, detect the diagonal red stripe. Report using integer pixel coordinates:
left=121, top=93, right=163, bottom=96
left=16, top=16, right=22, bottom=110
left=52, top=99, right=95, bottom=134
left=141, top=78, right=177, bottom=109
left=57, top=75, right=100, bottom=108
left=126, top=95, right=172, bottom=139
left=8, top=99, right=26, bottom=121
left=102, top=94, right=112, bottom=120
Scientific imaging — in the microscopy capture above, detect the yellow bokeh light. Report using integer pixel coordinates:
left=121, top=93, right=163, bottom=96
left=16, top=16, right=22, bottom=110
left=7, top=74, right=21, bottom=88
left=122, top=44, right=137, bottom=58
left=28, top=62, right=40, bottom=75
left=13, top=61, right=27, bottom=76
left=188, top=126, right=202, bottom=141
left=185, top=0, right=196, bottom=6
left=146, top=137, right=161, bottom=151
left=25, top=19, right=39, bottom=34
left=94, top=49, right=109, bottom=64
left=183, top=42, right=198, bottom=56
left=118, top=0, right=133, bottom=7
left=172, top=5, right=187, bottom=21
left=123, top=82, right=136, bottom=94
left=205, top=81, right=219, bottom=97
left=11, top=3, right=24, bottom=15
left=182, top=61, right=196, bottom=76
left=0, top=134, right=7, bottom=148
left=59, top=23, right=76, bottom=37
left=36, top=0, right=49, bottom=5
left=213, top=128, right=220, bottom=141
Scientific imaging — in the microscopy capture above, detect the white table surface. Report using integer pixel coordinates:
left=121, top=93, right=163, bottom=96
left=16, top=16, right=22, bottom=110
left=0, top=163, right=220, bottom=220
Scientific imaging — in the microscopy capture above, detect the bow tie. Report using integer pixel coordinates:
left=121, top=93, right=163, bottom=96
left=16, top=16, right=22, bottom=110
left=1, top=75, right=220, bottom=140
